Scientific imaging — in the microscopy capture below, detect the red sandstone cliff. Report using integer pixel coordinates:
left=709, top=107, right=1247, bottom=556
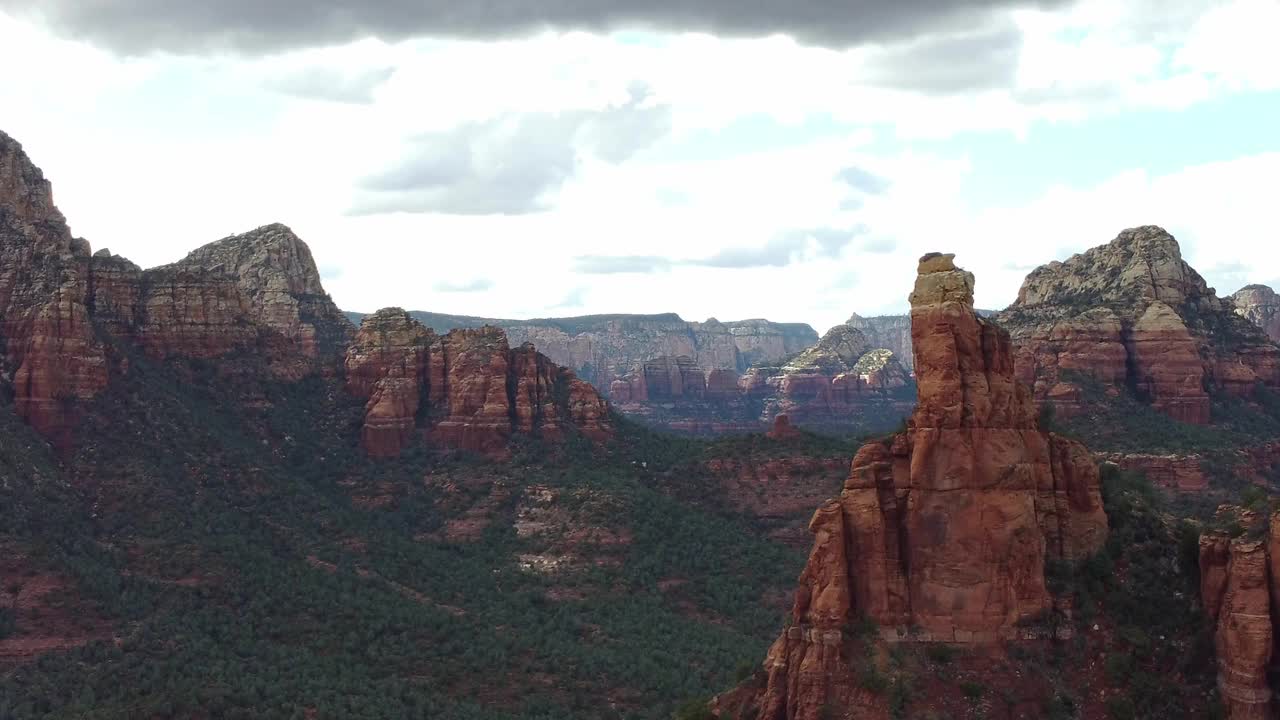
left=1199, top=508, right=1280, bottom=720
left=345, top=309, right=612, bottom=458
left=723, top=253, right=1108, bottom=720
left=0, top=130, right=353, bottom=447
left=997, top=226, right=1280, bottom=425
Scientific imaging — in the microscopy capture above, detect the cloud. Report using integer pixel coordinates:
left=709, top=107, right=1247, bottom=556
left=349, top=85, right=670, bottom=215
left=859, top=236, right=896, bottom=254
left=573, top=255, right=673, bottom=274
left=857, top=22, right=1025, bottom=93
left=265, top=65, right=395, bottom=104
left=695, top=225, right=868, bottom=268
left=835, top=165, right=890, bottom=195
left=2, top=0, right=1072, bottom=55
left=433, top=278, right=494, bottom=292
left=554, top=286, right=589, bottom=308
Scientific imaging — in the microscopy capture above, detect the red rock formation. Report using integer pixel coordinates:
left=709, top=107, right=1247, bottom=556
left=733, top=253, right=1108, bottom=720
left=0, top=132, right=107, bottom=444
left=345, top=312, right=612, bottom=457
left=1, top=130, right=355, bottom=446
left=999, top=226, right=1280, bottom=424
left=1099, top=452, right=1207, bottom=491
left=1200, top=513, right=1278, bottom=720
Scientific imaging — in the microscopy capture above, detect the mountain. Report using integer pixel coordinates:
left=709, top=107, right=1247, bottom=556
left=0, top=128, right=835, bottom=719
left=1233, top=284, right=1280, bottom=344
left=998, top=226, right=1280, bottom=425
left=712, top=253, right=1215, bottom=719
left=344, top=309, right=818, bottom=392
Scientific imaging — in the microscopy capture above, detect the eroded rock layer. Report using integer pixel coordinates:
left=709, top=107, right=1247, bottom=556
left=345, top=310, right=612, bottom=458
left=1199, top=509, right=1280, bottom=720
left=730, top=253, right=1108, bottom=720
left=0, top=131, right=354, bottom=446
left=998, top=226, right=1280, bottom=424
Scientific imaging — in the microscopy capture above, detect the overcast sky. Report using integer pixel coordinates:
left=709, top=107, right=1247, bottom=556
left=2, top=0, right=1277, bottom=333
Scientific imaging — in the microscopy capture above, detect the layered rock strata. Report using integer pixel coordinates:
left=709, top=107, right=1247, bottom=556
left=733, top=253, right=1108, bottom=720
left=344, top=309, right=612, bottom=458
left=998, top=226, right=1280, bottom=424
left=1199, top=509, right=1280, bottom=720
left=0, top=130, right=354, bottom=446
left=347, top=310, right=819, bottom=392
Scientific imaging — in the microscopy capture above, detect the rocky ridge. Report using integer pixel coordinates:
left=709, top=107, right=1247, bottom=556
left=344, top=308, right=612, bottom=458
left=997, top=226, right=1280, bottom=424
left=721, top=253, right=1108, bottom=720
left=605, top=322, right=913, bottom=435
left=346, top=309, right=818, bottom=393
left=0, top=133, right=353, bottom=447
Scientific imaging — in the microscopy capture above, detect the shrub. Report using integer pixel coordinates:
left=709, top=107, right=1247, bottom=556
left=673, top=699, right=715, bottom=720
left=1106, top=695, right=1136, bottom=720
left=924, top=644, right=956, bottom=665
left=0, top=607, right=14, bottom=639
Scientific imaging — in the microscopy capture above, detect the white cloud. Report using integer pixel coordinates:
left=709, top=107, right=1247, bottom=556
left=2, top=2, right=1278, bottom=337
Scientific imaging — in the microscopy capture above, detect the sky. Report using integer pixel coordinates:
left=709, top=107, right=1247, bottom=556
left=1, top=0, right=1278, bottom=334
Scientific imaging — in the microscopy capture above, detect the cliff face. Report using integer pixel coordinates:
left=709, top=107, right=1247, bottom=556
left=844, top=313, right=913, bottom=370
left=1199, top=509, right=1280, bottom=720
left=347, top=310, right=818, bottom=393
left=1234, top=284, right=1280, bottom=345
left=0, top=131, right=109, bottom=443
left=731, top=253, right=1108, bottom=720
left=0, top=131, right=354, bottom=447
left=998, top=226, right=1280, bottom=424
left=606, top=323, right=913, bottom=435
left=344, top=309, right=612, bottom=458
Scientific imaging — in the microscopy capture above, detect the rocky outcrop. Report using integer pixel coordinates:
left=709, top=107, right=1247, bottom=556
left=1199, top=509, right=1280, bottom=720
left=0, top=130, right=354, bottom=446
left=155, top=225, right=353, bottom=363
left=998, top=226, right=1280, bottom=424
left=0, top=131, right=107, bottom=443
left=845, top=313, right=913, bottom=370
left=1099, top=452, right=1207, bottom=491
left=345, top=310, right=612, bottom=458
left=738, top=323, right=913, bottom=431
left=346, top=310, right=818, bottom=393
left=1234, top=285, right=1280, bottom=344
left=731, top=253, right=1108, bottom=720
left=606, top=324, right=913, bottom=435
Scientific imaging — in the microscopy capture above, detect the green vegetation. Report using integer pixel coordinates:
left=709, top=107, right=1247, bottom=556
left=1053, top=371, right=1280, bottom=457
left=0, top=350, right=807, bottom=720
left=1038, top=465, right=1217, bottom=716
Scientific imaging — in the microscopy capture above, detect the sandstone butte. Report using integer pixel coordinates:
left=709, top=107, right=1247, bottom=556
left=344, top=308, right=612, bottom=458
left=1199, top=507, right=1280, bottom=720
left=996, top=226, right=1280, bottom=425
left=718, top=253, right=1109, bottom=720
left=0, top=129, right=611, bottom=456
left=1233, top=284, right=1280, bottom=345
